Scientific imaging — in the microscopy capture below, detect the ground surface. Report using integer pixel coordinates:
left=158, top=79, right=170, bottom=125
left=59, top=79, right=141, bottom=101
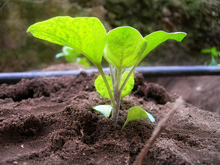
left=148, top=76, right=220, bottom=114
left=0, top=72, right=220, bottom=165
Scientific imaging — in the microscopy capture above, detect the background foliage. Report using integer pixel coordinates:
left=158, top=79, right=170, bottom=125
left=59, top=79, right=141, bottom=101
left=0, top=0, right=219, bottom=72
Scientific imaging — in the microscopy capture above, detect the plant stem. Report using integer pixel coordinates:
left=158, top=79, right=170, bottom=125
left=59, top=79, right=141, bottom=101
left=120, top=55, right=145, bottom=93
left=120, top=62, right=138, bottom=93
left=109, top=64, right=115, bottom=88
left=112, top=67, right=122, bottom=123
left=112, top=90, right=121, bottom=123
left=96, top=64, right=122, bottom=123
left=96, top=65, right=116, bottom=108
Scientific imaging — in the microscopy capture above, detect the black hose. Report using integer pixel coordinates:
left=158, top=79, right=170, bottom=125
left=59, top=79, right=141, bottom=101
left=136, top=66, right=220, bottom=77
left=0, top=66, right=220, bottom=84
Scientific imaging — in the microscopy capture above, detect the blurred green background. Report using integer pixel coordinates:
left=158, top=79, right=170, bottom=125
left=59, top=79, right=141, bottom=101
left=0, top=0, right=219, bottom=72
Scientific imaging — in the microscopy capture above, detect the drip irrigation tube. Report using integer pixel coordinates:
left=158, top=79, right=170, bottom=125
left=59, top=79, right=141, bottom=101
left=0, top=66, right=220, bottom=84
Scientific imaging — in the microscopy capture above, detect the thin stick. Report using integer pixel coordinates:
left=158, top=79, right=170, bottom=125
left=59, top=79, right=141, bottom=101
left=133, top=97, right=183, bottom=165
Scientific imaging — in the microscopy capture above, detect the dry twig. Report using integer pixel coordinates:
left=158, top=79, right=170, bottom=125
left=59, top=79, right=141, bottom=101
left=133, top=97, right=183, bottom=165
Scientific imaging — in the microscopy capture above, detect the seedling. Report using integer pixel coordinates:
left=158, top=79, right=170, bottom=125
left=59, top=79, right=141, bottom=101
left=56, top=46, right=90, bottom=67
left=201, top=46, right=220, bottom=66
left=27, top=16, right=186, bottom=126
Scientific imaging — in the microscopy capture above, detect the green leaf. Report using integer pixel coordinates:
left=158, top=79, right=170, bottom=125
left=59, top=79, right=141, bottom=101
left=62, top=46, right=81, bottom=63
left=63, top=46, right=81, bottom=58
left=104, top=26, right=147, bottom=69
left=27, top=16, right=107, bottom=65
left=120, top=71, right=134, bottom=99
left=141, top=31, right=187, bottom=60
left=95, top=75, right=112, bottom=99
left=95, top=71, right=134, bottom=99
left=55, top=53, right=65, bottom=59
left=65, top=55, right=75, bottom=63
left=201, top=48, right=211, bottom=54
left=76, top=57, right=90, bottom=68
left=123, top=106, right=155, bottom=128
left=211, top=46, right=218, bottom=57
left=93, top=105, right=112, bottom=118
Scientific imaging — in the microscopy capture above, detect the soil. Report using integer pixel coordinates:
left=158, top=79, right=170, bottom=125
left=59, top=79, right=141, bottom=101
left=147, top=76, right=220, bottom=114
left=0, top=72, right=220, bottom=165
left=41, top=63, right=87, bottom=72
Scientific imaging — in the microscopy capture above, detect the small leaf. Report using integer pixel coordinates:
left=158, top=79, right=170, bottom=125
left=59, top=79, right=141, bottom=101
left=65, top=55, right=75, bottom=63
left=104, top=26, right=147, bottom=69
left=120, top=71, right=134, bottom=99
left=211, top=46, right=218, bottom=57
left=63, top=46, right=81, bottom=58
left=76, top=57, right=90, bottom=67
left=201, top=48, right=211, bottom=54
left=95, top=71, right=134, bottom=99
left=56, top=46, right=80, bottom=62
left=63, top=46, right=81, bottom=62
left=141, top=31, right=187, bottom=60
left=123, top=106, right=155, bottom=128
left=55, top=53, right=65, bottom=59
left=93, top=105, right=112, bottom=117
left=27, top=16, right=107, bottom=65
left=95, top=75, right=113, bottom=99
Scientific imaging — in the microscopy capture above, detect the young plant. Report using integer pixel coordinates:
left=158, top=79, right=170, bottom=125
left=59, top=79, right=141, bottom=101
left=201, top=46, right=220, bottom=66
left=56, top=46, right=90, bottom=67
left=27, top=16, right=186, bottom=126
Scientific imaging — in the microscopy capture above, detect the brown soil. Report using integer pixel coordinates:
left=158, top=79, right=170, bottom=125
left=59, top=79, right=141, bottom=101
left=42, top=63, right=87, bottom=71
left=147, top=76, right=220, bottom=114
left=0, top=72, right=219, bottom=165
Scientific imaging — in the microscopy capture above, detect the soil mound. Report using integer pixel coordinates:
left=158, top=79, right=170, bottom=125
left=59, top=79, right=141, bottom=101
left=149, top=76, right=220, bottom=114
left=0, top=72, right=219, bottom=164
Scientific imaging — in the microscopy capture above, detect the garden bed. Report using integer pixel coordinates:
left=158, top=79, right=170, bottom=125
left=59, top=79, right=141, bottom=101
left=0, top=72, right=219, bottom=164
left=149, top=76, right=220, bottom=114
